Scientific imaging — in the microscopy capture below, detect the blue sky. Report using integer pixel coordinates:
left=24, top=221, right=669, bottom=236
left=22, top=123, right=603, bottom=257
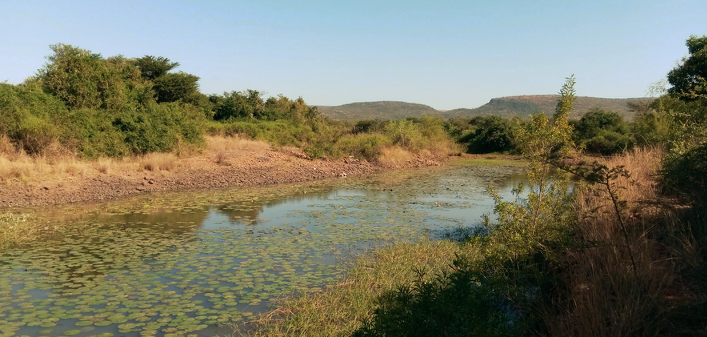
left=1, top=0, right=705, bottom=110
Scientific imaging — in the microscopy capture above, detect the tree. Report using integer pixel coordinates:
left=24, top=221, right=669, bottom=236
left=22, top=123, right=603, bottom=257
left=572, top=108, right=633, bottom=155
left=153, top=72, right=200, bottom=103
left=135, top=56, right=180, bottom=81
left=37, top=44, right=150, bottom=111
left=212, top=90, right=263, bottom=120
left=667, top=35, right=707, bottom=101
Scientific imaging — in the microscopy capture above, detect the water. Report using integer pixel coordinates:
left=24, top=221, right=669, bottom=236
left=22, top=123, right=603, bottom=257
left=0, top=164, right=525, bottom=337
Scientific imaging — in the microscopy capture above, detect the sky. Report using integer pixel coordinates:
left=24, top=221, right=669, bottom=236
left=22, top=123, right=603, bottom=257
left=1, top=0, right=705, bottom=110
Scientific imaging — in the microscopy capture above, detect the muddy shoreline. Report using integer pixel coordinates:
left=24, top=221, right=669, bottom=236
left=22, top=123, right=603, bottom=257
left=0, top=148, right=446, bottom=209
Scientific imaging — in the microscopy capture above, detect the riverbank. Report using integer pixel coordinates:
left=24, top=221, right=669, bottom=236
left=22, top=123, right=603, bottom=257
left=0, top=136, right=463, bottom=209
left=242, top=147, right=707, bottom=336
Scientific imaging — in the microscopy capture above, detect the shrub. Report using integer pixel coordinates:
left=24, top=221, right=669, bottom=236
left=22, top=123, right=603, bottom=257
left=461, top=116, right=514, bottom=154
left=384, top=119, right=425, bottom=151
left=111, top=102, right=204, bottom=155
left=572, top=108, right=633, bottom=155
left=661, top=143, right=707, bottom=206
left=333, top=134, right=391, bottom=161
left=0, top=83, right=68, bottom=155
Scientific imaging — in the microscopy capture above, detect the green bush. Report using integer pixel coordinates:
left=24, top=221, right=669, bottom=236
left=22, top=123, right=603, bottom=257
left=63, top=108, right=129, bottom=158
left=661, top=143, right=707, bottom=206
left=333, top=134, right=391, bottom=161
left=111, top=103, right=204, bottom=155
left=571, top=108, right=633, bottom=155
left=384, top=119, right=425, bottom=151
left=0, top=83, right=68, bottom=155
left=460, top=116, right=515, bottom=154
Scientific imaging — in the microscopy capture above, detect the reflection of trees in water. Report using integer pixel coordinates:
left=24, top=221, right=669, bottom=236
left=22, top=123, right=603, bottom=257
left=215, top=189, right=338, bottom=224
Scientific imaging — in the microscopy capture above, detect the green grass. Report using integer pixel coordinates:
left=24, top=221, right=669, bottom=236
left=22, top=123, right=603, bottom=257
left=243, top=239, right=465, bottom=337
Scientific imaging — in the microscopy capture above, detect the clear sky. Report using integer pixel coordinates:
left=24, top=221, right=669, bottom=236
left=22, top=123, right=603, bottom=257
left=1, top=0, right=705, bottom=110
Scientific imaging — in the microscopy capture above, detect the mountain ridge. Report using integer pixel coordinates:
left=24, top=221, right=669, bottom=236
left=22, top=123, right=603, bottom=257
left=316, top=95, right=655, bottom=120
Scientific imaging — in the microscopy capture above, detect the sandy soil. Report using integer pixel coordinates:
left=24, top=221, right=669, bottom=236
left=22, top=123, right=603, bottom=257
left=0, top=146, right=445, bottom=209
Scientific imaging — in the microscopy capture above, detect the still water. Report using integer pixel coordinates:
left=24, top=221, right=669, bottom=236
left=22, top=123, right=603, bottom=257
left=0, top=164, right=525, bottom=337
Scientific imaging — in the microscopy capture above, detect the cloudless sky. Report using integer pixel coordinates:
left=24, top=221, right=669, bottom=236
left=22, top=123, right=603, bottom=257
left=1, top=0, right=705, bottom=110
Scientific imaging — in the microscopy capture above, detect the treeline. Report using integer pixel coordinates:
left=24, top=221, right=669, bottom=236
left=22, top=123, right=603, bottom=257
left=0, top=44, right=460, bottom=161
left=447, top=100, right=671, bottom=156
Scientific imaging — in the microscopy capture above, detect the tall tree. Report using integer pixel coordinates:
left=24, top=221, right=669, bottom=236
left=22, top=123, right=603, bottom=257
left=135, top=56, right=180, bottom=81
left=667, top=35, right=707, bottom=101
left=153, top=72, right=200, bottom=103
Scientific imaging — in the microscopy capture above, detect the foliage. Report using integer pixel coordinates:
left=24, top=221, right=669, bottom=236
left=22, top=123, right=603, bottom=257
left=332, top=134, right=391, bottom=161
left=352, top=119, right=387, bottom=134
left=111, top=102, right=204, bottom=155
left=572, top=108, right=633, bottom=155
left=661, top=142, right=707, bottom=207
left=460, top=116, right=515, bottom=154
left=37, top=44, right=152, bottom=111
left=213, top=90, right=264, bottom=120
left=134, top=55, right=179, bottom=80
left=152, top=72, right=200, bottom=103
left=384, top=119, right=425, bottom=151
left=0, top=83, right=69, bottom=155
left=658, top=35, right=707, bottom=206
left=667, top=35, right=707, bottom=101
left=353, top=255, right=528, bottom=337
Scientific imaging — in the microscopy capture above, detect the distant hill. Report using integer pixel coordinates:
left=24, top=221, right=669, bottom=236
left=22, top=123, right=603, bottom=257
left=316, top=96, right=655, bottom=121
left=316, top=101, right=439, bottom=120
left=446, top=95, right=655, bottom=120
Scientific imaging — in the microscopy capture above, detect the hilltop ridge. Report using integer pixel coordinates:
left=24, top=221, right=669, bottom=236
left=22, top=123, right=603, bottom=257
left=316, top=95, right=654, bottom=120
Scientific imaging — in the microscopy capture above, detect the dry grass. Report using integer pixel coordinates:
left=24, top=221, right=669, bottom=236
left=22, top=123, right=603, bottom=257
left=206, top=135, right=271, bottom=153
left=378, top=146, right=414, bottom=164
left=206, top=135, right=271, bottom=165
left=544, top=147, right=703, bottom=336
left=140, top=152, right=178, bottom=172
left=0, top=152, right=89, bottom=184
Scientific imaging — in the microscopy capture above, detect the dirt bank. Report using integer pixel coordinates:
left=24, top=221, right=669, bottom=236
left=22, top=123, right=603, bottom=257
left=0, top=145, right=444, bottom=209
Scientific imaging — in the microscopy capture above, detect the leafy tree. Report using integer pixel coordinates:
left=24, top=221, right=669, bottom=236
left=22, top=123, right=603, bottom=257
left=37, top=44, right=151, bottom=111
left=461, top=116, right=514, bottom=153
left=667, top=35, right=707, bottom=101
left=134, top=56, right=179, bottom=80
left=0, top=83, right=68, bottom=154
left=213, top=90, right=264, bottom=120
left=660, top=35, right=707, bottom=206
left=153, top=72, right=200, bottom=103
left=572, top=108, right=633, bottom=155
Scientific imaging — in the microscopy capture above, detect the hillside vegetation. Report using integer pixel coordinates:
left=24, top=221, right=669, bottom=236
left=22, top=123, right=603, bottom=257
left=316, top=101, right=438, bottom=120
left=317, top=96, right=653, bottom=120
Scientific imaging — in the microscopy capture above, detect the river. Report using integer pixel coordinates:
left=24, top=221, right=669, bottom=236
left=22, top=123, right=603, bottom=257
left=0, top=163, right=524, bottom=337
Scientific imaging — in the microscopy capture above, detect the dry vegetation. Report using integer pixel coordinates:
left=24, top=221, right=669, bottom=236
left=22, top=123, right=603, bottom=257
left=544, top=147, right=702, bottom=336
left=0, top=135, right=278, bottom=185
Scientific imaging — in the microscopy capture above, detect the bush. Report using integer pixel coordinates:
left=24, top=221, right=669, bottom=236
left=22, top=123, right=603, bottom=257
left=111, top=103, right=204, bottom=155
left=461, top=116, right=514, bottom=154
left=333, top=134, right=391, bottom=161
left=0, top=83, right=68, bottom=155
left=384, top=119, right=425, bottom=151
left=572, top=108, right=633, bottom=155
left=661, top=143, right=707, bottom=206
